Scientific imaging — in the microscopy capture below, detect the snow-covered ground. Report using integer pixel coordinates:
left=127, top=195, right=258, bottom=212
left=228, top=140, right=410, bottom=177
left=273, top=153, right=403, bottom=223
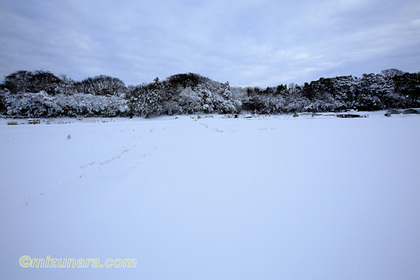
left=1, top=112, right=420, bottom=280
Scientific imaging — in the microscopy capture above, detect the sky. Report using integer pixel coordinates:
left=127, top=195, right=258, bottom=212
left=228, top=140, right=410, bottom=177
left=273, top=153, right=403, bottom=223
left=0, top=0, right=419, bottom=87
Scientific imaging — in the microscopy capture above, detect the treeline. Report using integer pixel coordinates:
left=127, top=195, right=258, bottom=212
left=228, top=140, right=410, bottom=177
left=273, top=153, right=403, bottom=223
left=0, top=69, right=419, bottom=118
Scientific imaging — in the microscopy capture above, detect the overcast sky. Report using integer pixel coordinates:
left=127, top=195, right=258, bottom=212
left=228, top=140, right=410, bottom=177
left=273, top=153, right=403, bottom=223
left=0, top=0, right=419, bottom=87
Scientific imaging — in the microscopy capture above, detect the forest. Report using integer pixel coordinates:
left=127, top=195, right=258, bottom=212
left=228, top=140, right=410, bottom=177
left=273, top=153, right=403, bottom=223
left=0, top=69, right=419, bottom=118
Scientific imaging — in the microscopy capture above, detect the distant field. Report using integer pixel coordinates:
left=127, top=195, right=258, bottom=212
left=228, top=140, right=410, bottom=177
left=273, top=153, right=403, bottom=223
left=1, top=112, right=420, bottom=280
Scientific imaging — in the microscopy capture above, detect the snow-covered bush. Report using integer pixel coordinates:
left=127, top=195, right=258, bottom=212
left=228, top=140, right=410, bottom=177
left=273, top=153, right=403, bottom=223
left=2, top=91, right=128, bottom=118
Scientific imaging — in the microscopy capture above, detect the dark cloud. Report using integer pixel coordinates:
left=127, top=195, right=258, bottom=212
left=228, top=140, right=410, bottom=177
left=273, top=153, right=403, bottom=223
left=1, top=0, right=419, bottom=87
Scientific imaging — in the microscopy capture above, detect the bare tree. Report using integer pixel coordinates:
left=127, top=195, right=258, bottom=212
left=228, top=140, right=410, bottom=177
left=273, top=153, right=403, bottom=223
left=381, top=69, right=405, bottom=79
left=4, top=70, right=33, bottom=93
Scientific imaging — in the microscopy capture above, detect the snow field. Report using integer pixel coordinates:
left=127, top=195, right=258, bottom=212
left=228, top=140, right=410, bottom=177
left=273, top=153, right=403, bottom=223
left=1, top=113, right=420, bottom=280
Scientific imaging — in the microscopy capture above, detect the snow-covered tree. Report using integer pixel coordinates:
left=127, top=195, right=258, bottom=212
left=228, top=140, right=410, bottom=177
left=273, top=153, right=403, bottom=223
left=2, top=69, right=420, bottom=118
left=77, top=75, right=127, bottom=97
left=3, top=70, right=34, bottom=93
left=128, top=78, right=163, bottom=117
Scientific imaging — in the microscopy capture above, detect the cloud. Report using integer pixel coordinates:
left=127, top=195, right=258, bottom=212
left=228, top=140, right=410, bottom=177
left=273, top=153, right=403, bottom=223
left=0, top=0, right=419, bottom=87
